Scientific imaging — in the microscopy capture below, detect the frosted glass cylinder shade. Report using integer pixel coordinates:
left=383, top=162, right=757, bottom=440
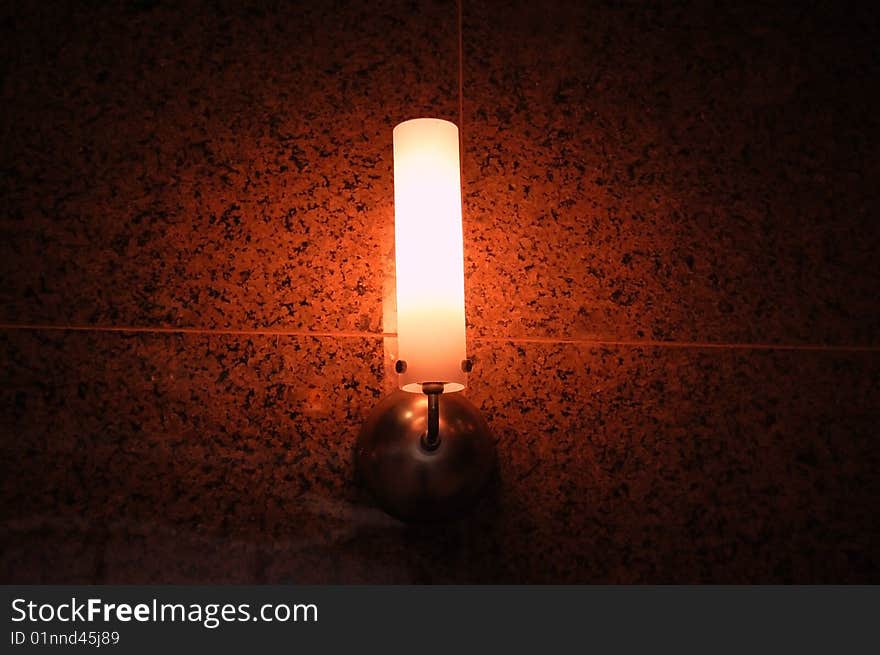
left=393, top=118, right=467, bottom=393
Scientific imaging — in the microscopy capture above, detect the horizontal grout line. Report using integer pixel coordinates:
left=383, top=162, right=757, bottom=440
left=1, top=323, right=878, bottom=353
left=472, top=335, right=880, bottom=352
left=0, top=323, right=393, bottom=339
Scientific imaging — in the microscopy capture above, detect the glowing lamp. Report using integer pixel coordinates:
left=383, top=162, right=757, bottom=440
left=393, top=118, right=468, bottom=394
left=355, top=118, right=495, bottom=522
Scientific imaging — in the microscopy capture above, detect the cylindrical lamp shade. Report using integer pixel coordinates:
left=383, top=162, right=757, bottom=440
left=393, top=118, right=467, bottom=393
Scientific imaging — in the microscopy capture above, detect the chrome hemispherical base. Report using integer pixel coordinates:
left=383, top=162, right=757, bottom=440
left=355, top=390, right=495, bottom=522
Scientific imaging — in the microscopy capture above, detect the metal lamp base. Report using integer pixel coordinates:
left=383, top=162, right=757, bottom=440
left=355, top=390, right=495, bottom=522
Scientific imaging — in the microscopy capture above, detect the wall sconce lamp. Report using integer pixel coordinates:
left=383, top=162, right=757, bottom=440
left=356, top=118, right=495, bottom=522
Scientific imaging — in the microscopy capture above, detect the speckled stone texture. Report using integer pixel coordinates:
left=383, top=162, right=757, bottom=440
left=2, top=330, right=878, bottom=583
left=462, top=1, right=880, bottom=344
left=1, top=0, right=879, bottom=583
left=1, top=0, right=457, bottom=331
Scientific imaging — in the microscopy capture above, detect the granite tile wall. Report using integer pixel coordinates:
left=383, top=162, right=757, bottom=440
left=1, top=0, right=878, bottom=583
left=461, top=1, right=879, bottom=345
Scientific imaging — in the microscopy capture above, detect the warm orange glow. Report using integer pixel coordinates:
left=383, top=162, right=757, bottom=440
left=393, top=118, right=467, bottom=393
